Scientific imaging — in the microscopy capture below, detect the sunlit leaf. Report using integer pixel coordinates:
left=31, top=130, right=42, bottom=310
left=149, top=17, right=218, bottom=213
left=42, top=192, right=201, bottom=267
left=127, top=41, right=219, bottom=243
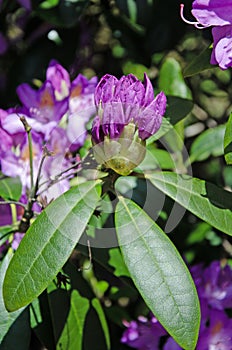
left=0, top=177, right=22, bottom=201
left=147, top=172, right=232, bottom=235
left=3, top=180, right=101, bottom=311
left=115, top=197, right=200, bottom=350
left=92, top=298, right=110, bottom=350
left=57, top=290, right=89, bottom=350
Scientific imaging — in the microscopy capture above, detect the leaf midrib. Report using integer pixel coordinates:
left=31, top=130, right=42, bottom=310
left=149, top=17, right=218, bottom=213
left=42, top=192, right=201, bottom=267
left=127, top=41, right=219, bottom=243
left=118, top=196, right=187, bottom=333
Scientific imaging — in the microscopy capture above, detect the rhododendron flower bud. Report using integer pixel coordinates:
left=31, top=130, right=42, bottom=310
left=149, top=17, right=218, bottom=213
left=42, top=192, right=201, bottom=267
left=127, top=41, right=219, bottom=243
left=91, top=73, right=166, bottom=176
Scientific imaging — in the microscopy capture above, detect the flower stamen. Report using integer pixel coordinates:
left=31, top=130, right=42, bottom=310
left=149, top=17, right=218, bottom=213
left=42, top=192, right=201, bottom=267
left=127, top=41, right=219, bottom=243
left=180, top=4, right=211, bottom=30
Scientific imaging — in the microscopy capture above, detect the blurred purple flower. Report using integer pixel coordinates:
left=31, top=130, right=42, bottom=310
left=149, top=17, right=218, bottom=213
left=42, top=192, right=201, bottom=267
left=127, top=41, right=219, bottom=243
left=46, top=59, right=71, bottom=100
left=180, top=1, right=232, bottom=69
left=67, top=74, right=97, bottom=151
left=1, top=130, right=43, bottom=191
left=11, top=232, right=24, bottom=250
left=121, top=315, right=167, bottom=350
left=39, top=127, right=72, bottom=202
left=92, top=73, right=166, bottom=143
left=16, top=80, right=69, bottom=136
left=0, top=33, right=8, bottom=55
left=197, top=309, right=232, bottom=350
left=122, top=260, right=232, bottom=350
left=43, top=60, right=97, bottom=151
left=17, top=0, right=31, bottom=11
left=200, top=260, right=232, bottom=310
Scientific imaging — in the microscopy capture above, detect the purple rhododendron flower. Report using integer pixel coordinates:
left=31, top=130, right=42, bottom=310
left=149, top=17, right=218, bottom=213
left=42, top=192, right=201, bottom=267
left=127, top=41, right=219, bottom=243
left=180, top=1, right=232, bottom=69
left=67, top=74, right=97, bottom=150
left=197, top=260, right=232, bottom=310
left=121, top=315, right=167, bottom=350
left=92, top=73, right=166, bottom=143
left=16, top=80, right=69, bottom=128
left=197, top=309, right=232, bottom=350
left=91, top=73, right=166, bottom=175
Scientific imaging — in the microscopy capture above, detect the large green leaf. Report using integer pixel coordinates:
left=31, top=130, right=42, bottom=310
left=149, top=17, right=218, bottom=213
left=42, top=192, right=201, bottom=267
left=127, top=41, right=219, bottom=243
left=147, top=172, right=232, bottom=235
left=224, top=113, right=232, bottom=165
left=115, top=197, right=200, bottom=350
left=0, top=177, right=22, bottom=201
left=0, top=252, right=30, bottom=349
left=3, top=180, right=101, bottom=312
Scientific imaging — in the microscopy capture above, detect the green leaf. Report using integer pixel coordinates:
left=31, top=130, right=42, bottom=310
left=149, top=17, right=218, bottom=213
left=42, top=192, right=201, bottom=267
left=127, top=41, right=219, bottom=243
left=115, top=197, right=200, bottom=350
left=190, top=125, right=225, bottom=163
left=39, top=0, right=59, bottom=9
left=0, top=252, right=30, bottom=349
left=147, top=96, right=194, bottom=144
left=183, top=46, right=214, bottom=77
left=159, top=57, right=192, bottom=99
left=92, top=298, right=110, bottom=350
left=224, top=113, right=232, bottom=165
left=108, top=248, right=130, bottom=277
left=57, top=290, right=89, bottom=350
left=3, top=180, right=101, bottom=312
left=147, top=172, right=232, bottom=235
left=0, top=177, right=22, bottom=201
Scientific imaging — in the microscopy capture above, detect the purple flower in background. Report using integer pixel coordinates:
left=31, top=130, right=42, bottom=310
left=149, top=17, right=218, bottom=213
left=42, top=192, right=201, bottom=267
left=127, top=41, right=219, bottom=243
left=0, top=33, right=8, bottom=55
left=122, top=260, right=232, bottom=350
left=16, top=80, right=69, bottom=136
left=17, top=0, right=31, bottom=11
left=67, top=73, right=98, bottom=151
left=46, top=59, right=71, bottom=100
left=198, top=260, right=232, bottom=310
left=180, top=1, right=232, bottom=69
left=121, top=315, right=167, bottom=350
left=91, top=73, right=166, bottom=175
left=1, top=130, right=43, bottom=191
left=197, top=309, right=232, bottom=350
left=39, top=127, right=72, bottom=202
left=45, top=60, right=97, bottom=150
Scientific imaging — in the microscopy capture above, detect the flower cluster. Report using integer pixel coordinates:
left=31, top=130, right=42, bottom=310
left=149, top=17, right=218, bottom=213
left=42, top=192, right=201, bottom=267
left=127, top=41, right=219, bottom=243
left=91, top=73, right=166, bottom=175
left=180, top=1, right=232, bottom=70
left=0, top=60, right=97, bottom=248
left=121, top=260, right=232, bottom=349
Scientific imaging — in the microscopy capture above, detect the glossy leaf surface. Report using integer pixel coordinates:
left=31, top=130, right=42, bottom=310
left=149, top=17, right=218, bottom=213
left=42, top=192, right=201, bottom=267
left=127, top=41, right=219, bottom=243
left=3, top=180, right=101, bottom=311
left=147, top=172, right=232, bottom=235
left=115, top=197, right=200, bottom=350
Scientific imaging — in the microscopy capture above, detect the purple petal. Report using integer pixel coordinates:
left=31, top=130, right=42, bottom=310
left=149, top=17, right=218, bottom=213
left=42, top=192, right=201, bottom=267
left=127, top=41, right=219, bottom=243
left=46, top=60, right=71, bottom=99
left=94, top=74, right=118, bottom=105
left=192, top=0, right=232, bottom=27
left=137, top=91, right=166, bottom=140
left=91, top=115, right=102, bottom=144
left=66, top=112, right=89, bottom=150
left=16, top=83, right=39, bottom=109
left=143, top=73, right=155, bottom=106
left=211, top=25, right=232, bottom=69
